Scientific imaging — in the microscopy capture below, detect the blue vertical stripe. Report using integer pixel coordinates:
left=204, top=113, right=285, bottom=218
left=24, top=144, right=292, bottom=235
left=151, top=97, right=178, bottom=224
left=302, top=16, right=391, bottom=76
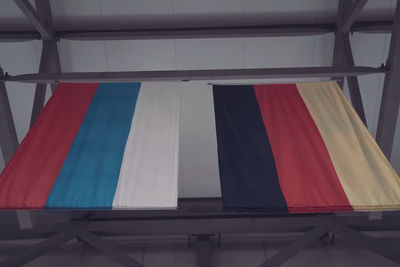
left=213, top=85, right=288, bottom=212
left=46, top=83, right=141, bottom=208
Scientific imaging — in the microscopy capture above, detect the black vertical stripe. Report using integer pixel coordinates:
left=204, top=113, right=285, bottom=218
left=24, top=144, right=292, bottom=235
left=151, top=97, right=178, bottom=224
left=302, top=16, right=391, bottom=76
left=213, top=85, right=288, bottom=212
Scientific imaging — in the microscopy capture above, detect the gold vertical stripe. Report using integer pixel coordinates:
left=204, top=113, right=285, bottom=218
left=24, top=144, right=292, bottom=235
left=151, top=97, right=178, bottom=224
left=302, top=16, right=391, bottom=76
left=296, top=81, right=400, bottom=211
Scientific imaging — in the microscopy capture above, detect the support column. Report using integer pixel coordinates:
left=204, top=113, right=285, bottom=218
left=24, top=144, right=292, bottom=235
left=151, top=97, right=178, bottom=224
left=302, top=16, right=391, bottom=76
left=376, top=0, right=400, bottom=159
left=332, top=0, right=367, bottom=126
left=196, top=235, right=212, bottom=267
left=30, top=0, right=61, bottom=127
left=0, top=67, right=18, bottom=163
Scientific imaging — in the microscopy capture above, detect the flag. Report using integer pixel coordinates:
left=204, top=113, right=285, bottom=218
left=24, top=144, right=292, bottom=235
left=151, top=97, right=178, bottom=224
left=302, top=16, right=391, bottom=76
left=0, top=82, right=180, bottom=209
left=213, top=81, right=400, bottom=212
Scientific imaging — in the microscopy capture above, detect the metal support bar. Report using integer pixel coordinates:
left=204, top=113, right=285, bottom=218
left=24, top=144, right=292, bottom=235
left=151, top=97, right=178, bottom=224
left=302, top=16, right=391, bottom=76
left=196, top=235, right=212, bottom=267
left=0, top=67, right=18, bottom=163
left=13, top=0, right=54, bottom=40
left=376, top=0, right=400, bottom=158
left=332, top=33, right=346, bottom=88
left=0, top=230, right=75, bottom=267
left=0, top=21, right=395, bottom=42
left=3, top=66, right=387, bottom=84
left=48, top=41, right=61, bottom=93
left=332, top=0, right=353, bottom=88
left=338, top=0, right=368, bottom=33
left=258, top=225, right=329, bottom=267
left=76, top=230, right=145, bottom=267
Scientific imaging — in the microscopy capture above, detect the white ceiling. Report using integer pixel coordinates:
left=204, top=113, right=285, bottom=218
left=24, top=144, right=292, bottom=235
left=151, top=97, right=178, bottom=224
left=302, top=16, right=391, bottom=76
left=0, top=0, right=397, bottom=30
left=0, top=0, right=399, bottom=197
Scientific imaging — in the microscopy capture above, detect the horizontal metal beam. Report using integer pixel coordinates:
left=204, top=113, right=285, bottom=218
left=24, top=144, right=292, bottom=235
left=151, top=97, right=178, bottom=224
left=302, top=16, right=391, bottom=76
left=58, top=24, right=334, bottom=40
left=13, top=0, right=54, bottom=40
left=351, top=20, right=393, bottom=33
left=89, top=217, right=317, bottom=236
left=0, top=20, right=394, bottom=42
left=1, top=213, right=400, bottom=242
left=0, top=31, right=40, bottom=42
left=3, top=66, right=387, bottom=84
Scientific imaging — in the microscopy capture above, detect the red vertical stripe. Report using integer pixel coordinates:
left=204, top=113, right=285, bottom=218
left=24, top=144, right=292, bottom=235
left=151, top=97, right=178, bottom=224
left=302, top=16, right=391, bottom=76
left=0, top=83, right=98, bottom=209
left=253, top=84, right=352, bottom=212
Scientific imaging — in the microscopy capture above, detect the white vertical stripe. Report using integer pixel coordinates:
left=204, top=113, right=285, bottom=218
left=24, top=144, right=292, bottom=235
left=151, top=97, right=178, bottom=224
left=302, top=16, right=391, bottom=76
left=113, top=82, right=180, bottom=209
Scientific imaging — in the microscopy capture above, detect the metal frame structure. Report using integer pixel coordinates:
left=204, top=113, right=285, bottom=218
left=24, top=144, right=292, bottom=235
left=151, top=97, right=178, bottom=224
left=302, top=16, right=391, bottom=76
left=1, top=0, right=400, bottom=266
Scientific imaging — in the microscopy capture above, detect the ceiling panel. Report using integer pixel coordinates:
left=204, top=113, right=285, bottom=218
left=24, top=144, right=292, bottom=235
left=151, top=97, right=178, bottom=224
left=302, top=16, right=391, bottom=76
left=358, top=0, right=396, bottom=21
left=173, top=0, right=245, bottom=27
left=0, top=0, right=33, bottom=31
left=244, top=0, right=322, bottom=25
left=104, top=40, right=176, bottom=71
left=176, top=38, right=244, bottom=70
left=99, top=0, right=174, bottom=29
left=50, top=0, right=102, bottom=30
left=244, top=36, right=316, bottom=68
left=58, top=40, right=108, bottom=72
left=312, top=33, right=335, bottom=66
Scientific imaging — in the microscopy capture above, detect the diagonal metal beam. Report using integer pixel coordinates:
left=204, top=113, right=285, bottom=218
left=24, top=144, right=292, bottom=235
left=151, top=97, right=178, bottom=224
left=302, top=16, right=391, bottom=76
left=376, top=0, right=400, bottom=159
left=258, top=225, right=329, bottom=267
left=327, top=217, right=400, bottom=264
left=0, top=230, right=75, bottom=267
left=14, top=0, right=54, bottom=40
left=77, top=230, right=146, bottom=267
left=0, top=67, right=18, bottom=164
left=338, top=0, right=369, bottom=33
